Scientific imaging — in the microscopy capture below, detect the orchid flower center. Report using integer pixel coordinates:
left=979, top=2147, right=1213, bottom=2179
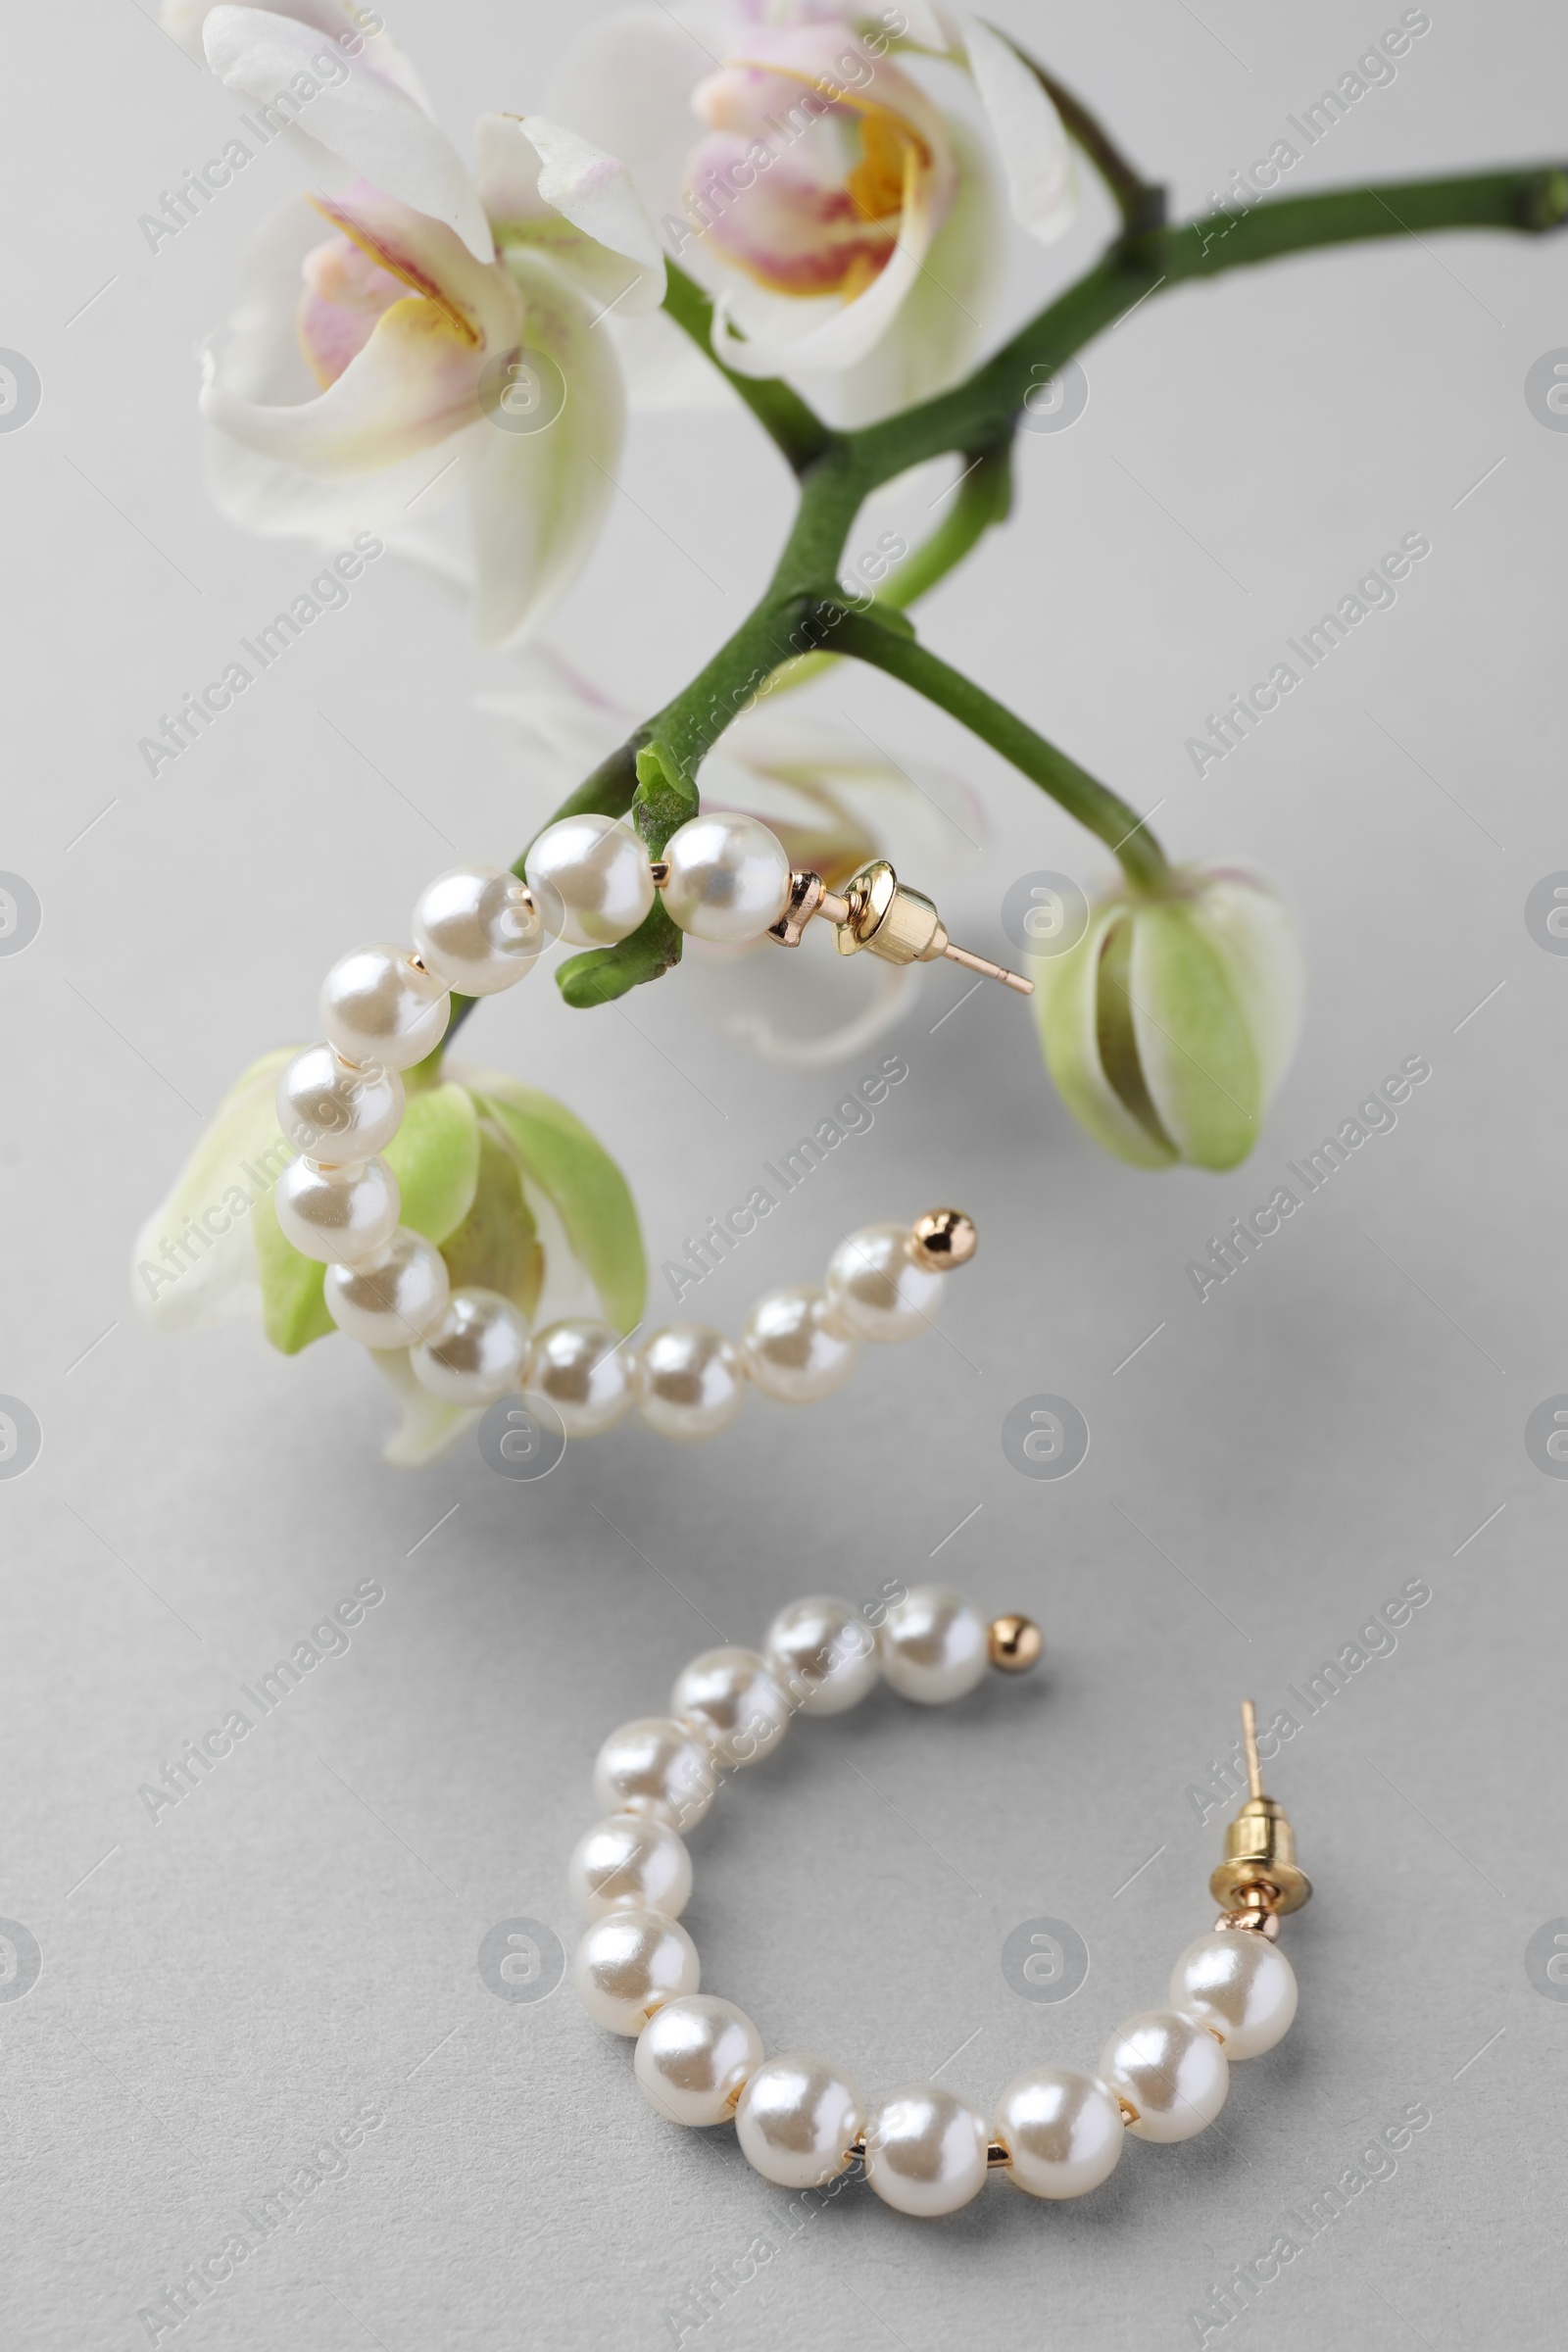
left=687, top=45, right=944, bottom=302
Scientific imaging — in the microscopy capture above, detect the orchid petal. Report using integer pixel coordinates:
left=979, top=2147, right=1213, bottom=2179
left=163, top=0, right=433, bottom=106
left=810, top=115, right=1000, bottom=423
left=201, top=5, right=494, bottom=259
left=710, top=130, right=935, bottom=377
left=543, top=7, right=713, bottom=225
left=1033, top=906, right=1180, bottom=1170
left=466, top=253, right=624, bottom=645
left=710, top=23, right=952, bottom=162
left=519, top=116, right=665, bottom=311
left=677, top=926, right=916, bottom=1067
left=959, top=15, right=1075, bottom=244
left=887, top=0, right=954, bottom=49
left=130, top=1049, right=296, bottom=1334
left=470, top=1068, right=646, bottom=1332
left=202, top=290, right=480, bottom=476
left=196, top=198, right=483, bottom=536
left=201, top=183, right=521, bottom=477
left=605, top=309, right=737, bottom=413
left=475, top=114, right=664, bottom=321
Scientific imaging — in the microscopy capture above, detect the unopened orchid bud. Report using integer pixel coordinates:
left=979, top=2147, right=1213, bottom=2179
left=1033, top=866, right=1302, bottom=1170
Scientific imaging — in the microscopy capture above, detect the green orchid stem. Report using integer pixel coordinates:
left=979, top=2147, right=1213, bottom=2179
left=1014, top=48, right=1166, bottom=233
left=760, top=442, right=1014, bottom=698
left=489, top=158, right=1566, bottom=1013
left=661, top=264, right=833, bottom=473
left=821, top=605, right=1170, bottom=892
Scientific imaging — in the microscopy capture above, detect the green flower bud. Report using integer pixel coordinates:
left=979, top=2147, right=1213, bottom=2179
left=131, top=1051, right=645, bottom=1463
left=1033, top=866, right=1302, bottom=1170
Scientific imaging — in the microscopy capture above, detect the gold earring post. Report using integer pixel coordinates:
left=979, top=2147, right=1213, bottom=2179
left=766, top=859, right=1035, bottom=996
left=1209, top=1698, right=1311, bottom=1921
left=1242, top=1697, right=1264, bottom=1798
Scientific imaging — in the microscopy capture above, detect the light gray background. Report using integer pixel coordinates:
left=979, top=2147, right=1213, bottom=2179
left=3, top=1, right=1566, bottom=2344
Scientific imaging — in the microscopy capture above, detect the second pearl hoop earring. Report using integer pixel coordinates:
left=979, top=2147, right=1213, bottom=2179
left=570, top=1590, right=1311, bottom=2217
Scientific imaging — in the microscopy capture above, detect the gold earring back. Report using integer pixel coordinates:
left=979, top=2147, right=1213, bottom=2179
left=1209, top=1698, right=1311, bottom=1923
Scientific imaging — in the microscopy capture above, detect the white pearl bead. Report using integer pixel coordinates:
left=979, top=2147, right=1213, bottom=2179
left=274, top=1154, right=400, bottom=1266
left=1100, top=2009, right=1229, bottom=2142
left=573, top=1907, right=699, bottom=2035
left=412, top=864, right=543, bottom=994
left=825, top=1223, right=943, bottom=1343
left=1171, top=1932, right=1298, bottom=2060
left=275, top=1042, right=404, bottom=1161
left=318, top=944, right=449, bottom=1071
left=593, top=1717, right=718, bottom=1834
left=635, top=1995, right=763, bottom=2126
left=741, top=1287, right=858, bottom=1404
left=880, top=1585, right=988, bottom=1705
left=635, top=1327, right=747, bottom=1441
left=864, top=2083, right=990, bottom=2217
left=568, top=1814, right=693, bottom=1923
left=661, top=811, right=792, bottom=943
left=763, top=1594, right=880, bottom=1716
left=524, top=1319, right=634, bottom=1437
left=993, top=2068, right=1125, bottom=2200
left=323, top=1226, right=450, bottom=1347
left=525, top=813, right=655, bottom=948
left=409, top=1287, right=530, bottom=1404
left=671, top=1648, right=791, bottom=1769
left=735, top=2053, right=864, bottom=2189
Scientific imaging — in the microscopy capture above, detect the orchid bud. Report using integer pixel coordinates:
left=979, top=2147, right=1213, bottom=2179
left=1032, top=866, right=1303, bottom=1170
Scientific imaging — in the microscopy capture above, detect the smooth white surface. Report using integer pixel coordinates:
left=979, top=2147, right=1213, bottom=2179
left=863, top=2082, right=991, bottom=2216
left=741, top=1284, right=859, bottom=1402
left=525, top=813, right=655, bottom=948
left=634, top=1993, right=763, bottom=2125
left=825, top=1222, right=945, bottom=1341
left=273, top=1152, right=401, bottom=1266
left=763, top=1593, right=882, bottom=1714
left=1171, top=1929, right=1298, bottom=2059
left=994, top=2066, right=1126, bottom=2199
left=591, top=1717, right=717, bottom=1833
left=4, top=1, right=1564, bottom=2341
left=879, top=1583, right=990, bottom=1704
left=318, top=944, right=451, bottom=1070
left=323, top=1226, right=450, bottom=1348
left=567, top=1812, right=693, bottom=1922
left=735, top=2054, right=864, bottom=2189
left=1099, top=2008, right=1230, bottom=2143
left=661, top=811, right=794, bottom=943
left=412, top=865, right=544, bottom=994
left=670, top=1645, right=791, bottom=1767
left=634, top=1325, right=748, bottom=1439
left=275, top=1041, right=404, bottom=1161
left=409, top=1286, right=530, bottom=1403
left=523, top=1318, right=635, bottom=1436
left=572, top=1906, right=699, bottom=2034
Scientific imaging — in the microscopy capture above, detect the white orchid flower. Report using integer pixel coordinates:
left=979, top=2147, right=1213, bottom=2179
left=547, top=2, right=1074, bottom=424
left=131, top=1048, right=646, bottom=1465
left=481, top=651, right=985, bottom=1064
left=165, top=1, right=665, bottom=642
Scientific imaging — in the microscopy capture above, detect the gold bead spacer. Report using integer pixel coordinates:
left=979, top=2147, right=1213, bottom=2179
left=988, top=1614, right=1043, bottom=1673
left=910, top=1207, right=978, bottom=1271
left=1215, top=1905, right=1281, bottom=1940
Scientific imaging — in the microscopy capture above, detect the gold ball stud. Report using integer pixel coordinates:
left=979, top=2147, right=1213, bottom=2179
left=988, top=1614, right=1042, bottom=1673
left=911, top=1207, right=977, bottom=1272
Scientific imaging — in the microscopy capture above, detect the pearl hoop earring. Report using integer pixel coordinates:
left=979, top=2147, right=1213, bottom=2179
left=273, top=822, right=1021, bottom=1439
left=570, top=1590, right=1309, bottom=2217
